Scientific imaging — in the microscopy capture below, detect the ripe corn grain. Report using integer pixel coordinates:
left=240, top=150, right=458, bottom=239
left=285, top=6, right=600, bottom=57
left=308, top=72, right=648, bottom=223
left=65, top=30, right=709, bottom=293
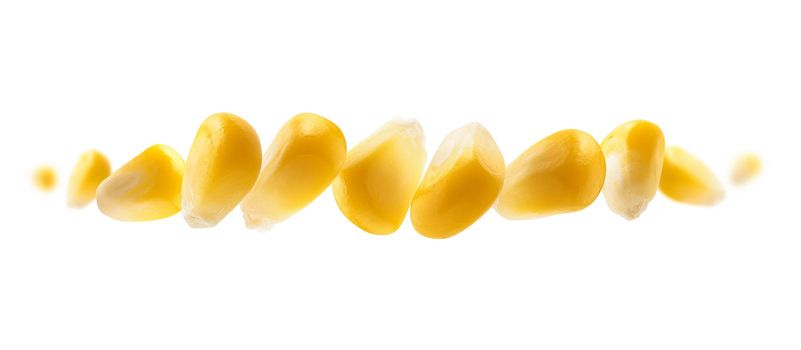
left=601, top=120, right=665, bottom=220
left=182, top=113, right=262, bottom=228
left=241, top=113, right=347, bottom=230
left=495, top=129, right=606, bottom=219
left=410, top=123, right=504, bottom=239
left=333, top=119, right=426, bottom=234
left=96, top=144, right=185, bottom=221
left=67, top=150, right=111, bottom=208
left=731, top=153, right=762, bottom=185
left=659, top=146, right=724, bottom=206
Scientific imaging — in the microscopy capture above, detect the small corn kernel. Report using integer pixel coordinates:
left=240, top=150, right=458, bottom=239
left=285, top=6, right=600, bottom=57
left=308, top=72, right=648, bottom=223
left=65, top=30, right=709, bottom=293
left=241, top=113, right=347, bottom=230
left=96, top=144, right=185, bottom=221
left=495, top=129, right=606, bottom=219
left=67, top=150, right=111, bottom=208
left=33, top=166, right=57, bottom=192
left=410, top=123, right=504, bottom=239
left=333, top=119, right=426, bottom=234
left=659, top=146, right=724, bottom=206
left=731, top=153, right=762, bottom=185
left=182, top=113, right=262, bottom=228
left=601, top=120, right=665, bottom=220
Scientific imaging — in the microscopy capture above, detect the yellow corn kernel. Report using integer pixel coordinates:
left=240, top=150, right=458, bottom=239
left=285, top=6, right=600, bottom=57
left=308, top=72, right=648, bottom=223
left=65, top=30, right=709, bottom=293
left=333, top=119, right=426, bottom=234
left=33, top=166, right=57, bottom=192
left=659, top=146, right=724, bottom=206
left=731, top=153, right=762, bottom=185
left=182, top=113, right=262, bottom=228
left=96, top=144, right=185, bottom=221
left=410, top=123, right=505, bottom=239
left=67, top=150, right=111, bottom=208
left=495, top=129, right=606, bottom=219
left=241, top=113, right=347, bottom=230
left=601, top=120, right=665, bottom=220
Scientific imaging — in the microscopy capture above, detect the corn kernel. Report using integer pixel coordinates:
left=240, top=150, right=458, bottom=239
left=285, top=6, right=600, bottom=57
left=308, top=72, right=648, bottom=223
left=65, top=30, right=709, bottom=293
left=67, top=150, right=111, bottom=208
left=96, top=144, right=185, bottom=221
left=241, top=113, right=347, bottom=230
left=182, top=113, right=262, bottom=228
left=333, top=119, right=426, bottom=234
left=410, top=123, right=504, bottom=238
left=731, top=153, right=762, bottom=185
left=659, top=146, right=724, bottom=206
left=495, top=129, right=606, bottom=219
left=33, top=166, right=57, bottom=192
left=601, top=120, right=665, bottom=220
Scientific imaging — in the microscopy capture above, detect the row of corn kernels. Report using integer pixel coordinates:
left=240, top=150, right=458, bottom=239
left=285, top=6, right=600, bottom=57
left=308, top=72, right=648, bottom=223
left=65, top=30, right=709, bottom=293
left=34, top=113, right=761, bottom=238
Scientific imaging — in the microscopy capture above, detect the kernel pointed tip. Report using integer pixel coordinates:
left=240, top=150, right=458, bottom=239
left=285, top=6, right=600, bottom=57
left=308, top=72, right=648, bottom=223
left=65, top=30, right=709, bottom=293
left=620, top=207, right=643, bottom=221
left=243, top=213, right=276, bottom=232
left=183, top=212, right=217, bottom=228
left=388, top=118, right=425, bottom=142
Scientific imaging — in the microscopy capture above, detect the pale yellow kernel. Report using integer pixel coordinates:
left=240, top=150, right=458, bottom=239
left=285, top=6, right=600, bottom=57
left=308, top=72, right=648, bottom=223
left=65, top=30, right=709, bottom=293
left=411, top=123, right=504, bottom=239
left=601, top=120, right=665, bottom=220
left=495, top=129, right=606, bottom=219
left=241, top=113, right=347, bottom=230
left=731, top=153, right=762, bottom=185
left=182, top=112, right=262, bottom=228
left=97, top=144, right=185, bottom=221
left=67, top=150, right=111, bottom=208
left=659, top=146, right=724, bottom=206
left=333, top=119, right=426, bottom=235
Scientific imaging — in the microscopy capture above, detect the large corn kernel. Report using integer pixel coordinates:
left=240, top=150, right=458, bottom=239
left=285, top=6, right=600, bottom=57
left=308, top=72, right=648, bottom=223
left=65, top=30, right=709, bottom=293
left=241, top=113, right=347, bottom=230
left=601, top=120, right=665, bottom=220
left=33, top=166, right=57, bottom=192
left=731, top=153, right=762, bottom=185
left=333, top=119, right=426, bottom=234
left=659, top=146, right=724, bottom=205
left=67, top=150, right=111, bottom=208
left=182, top=113, right=262, bottom=228
left=495, top=129, right=606, bottom=219
left=410, top=123, right=504, bottom=239
left=96, top=144, right=185, bottom=221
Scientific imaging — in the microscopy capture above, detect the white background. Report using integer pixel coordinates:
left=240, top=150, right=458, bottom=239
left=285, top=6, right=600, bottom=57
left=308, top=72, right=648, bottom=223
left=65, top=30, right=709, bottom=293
left=1, top=0, right=799, bottom=349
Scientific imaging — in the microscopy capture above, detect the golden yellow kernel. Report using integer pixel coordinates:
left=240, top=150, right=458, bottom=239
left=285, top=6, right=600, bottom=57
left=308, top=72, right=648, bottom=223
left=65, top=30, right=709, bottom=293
left=659, top=146, right=724, bottom=206
left=96, top=144, right=185, bottom=221
left=601, top=120, right=665, bottom=220
left=731, top=153, right=762, bottom=185
left=67, top=150, right=111, bottom=208
left=182, top=112, right=262, bottom=228
left=241, top=113, right=347, bottom=230
left=411, top=123, right=504, bottom=239
left=33, top=166, right=57, bottom=192
left=333, top=119, right=426, bottom=234
left=495, top=129, right=606, bottom=219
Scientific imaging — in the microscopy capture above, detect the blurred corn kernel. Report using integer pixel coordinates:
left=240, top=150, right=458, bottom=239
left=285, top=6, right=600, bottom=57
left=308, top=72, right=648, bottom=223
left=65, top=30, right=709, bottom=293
left=33, top=166, right=57, bottom=192
left=97, top=144, right=185, bottom=221
left=333, top=119, right=426, bottom=234
left=731, top=153, right=762, bottom=185
left=495, top=129, right=606, bottom=219
left=659, top=146, right=724, bottom=206
left=182, top=113, right=262, bottom=228
left=601, top=120, right=665, bottom=220
left=411, top=123, right=504, bottom=238
left=241, top=113, right=347, bottom=230
left=67, top=150, right=111, bottom=208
